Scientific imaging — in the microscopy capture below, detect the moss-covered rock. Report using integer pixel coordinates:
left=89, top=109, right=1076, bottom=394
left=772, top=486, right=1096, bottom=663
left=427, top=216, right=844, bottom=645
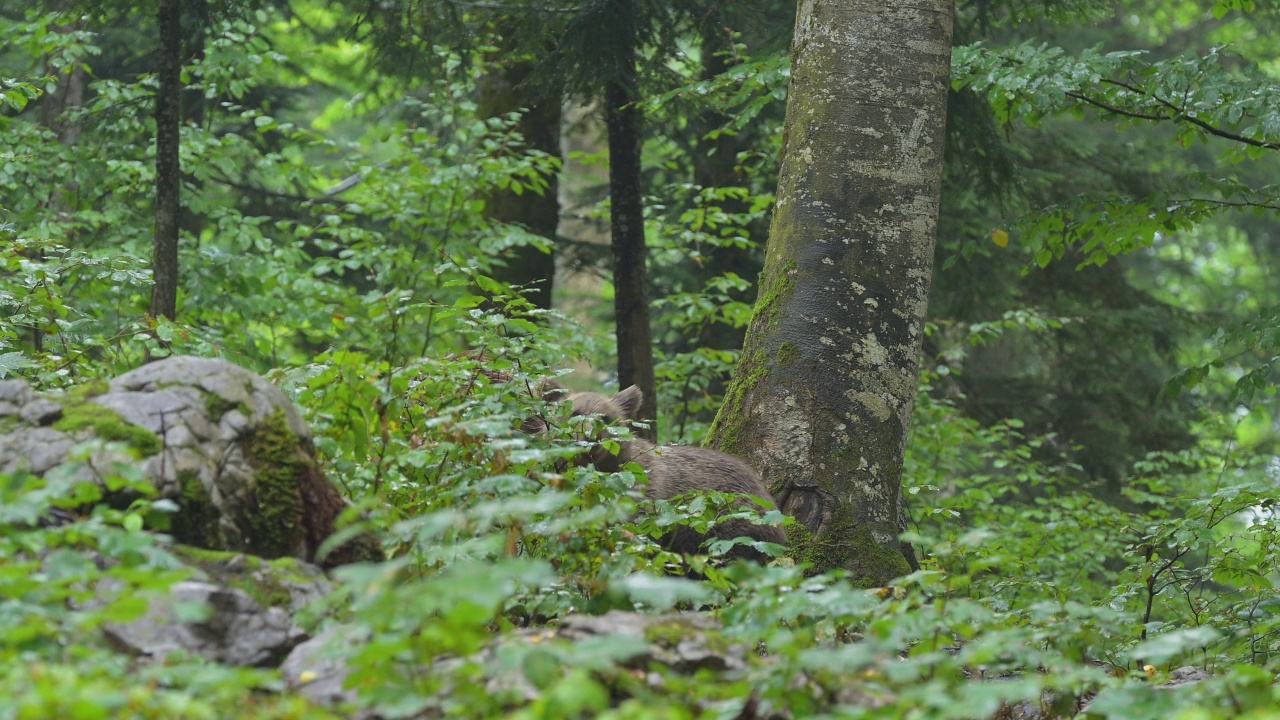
left=2, top=356, right=381, bottom=569
left=244, top=409, right=310, bottom=560
left=172, top=470, right=228, bottom=550
left=53, top=401, right=162, bottom=457
left=170, top=545, right=331, bottom=613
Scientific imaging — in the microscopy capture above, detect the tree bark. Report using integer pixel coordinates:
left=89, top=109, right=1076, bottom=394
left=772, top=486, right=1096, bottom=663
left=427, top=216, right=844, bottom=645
left=604, top=4, right=657, bottom=438
left=151, top=0, right=182, bottom=321
left=708, top=0, right=953, bottom=585
left=691, top=13, right=748, bottom=194
left=39, top=35, right=86, bottom=146
left=39, top=16, right=87, bottom=216
left=478, top=51, right=561, bottom=311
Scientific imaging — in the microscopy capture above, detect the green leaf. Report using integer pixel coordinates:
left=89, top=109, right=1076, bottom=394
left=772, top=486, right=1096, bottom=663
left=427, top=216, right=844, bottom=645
left=1130, top=627, right=1221, bottom=665
left=475, top=274, right=504, bottom=294
left=123, top=513, right=143, bottom=532
left=521, top=647, right=562, bottom=690
left=606, top=574, right=716, bottom=610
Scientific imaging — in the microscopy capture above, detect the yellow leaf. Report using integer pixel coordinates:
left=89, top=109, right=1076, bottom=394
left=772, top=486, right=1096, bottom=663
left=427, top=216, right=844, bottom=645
left=992, top=229, right=1009, bottom=248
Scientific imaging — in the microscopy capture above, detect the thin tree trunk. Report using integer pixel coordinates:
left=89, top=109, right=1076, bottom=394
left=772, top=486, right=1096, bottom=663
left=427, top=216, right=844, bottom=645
left=180, top=29, right=206, bottom=247
left=39, top=41, right=86, bottom=145
left=151, top=0, right=182, bottom=320
left=692, top=19, right=737, bottom=192
left=604, top=9, right=657, bottom=438
left=708, top=0, right=953, bottom=585
left=39, top=17, right=87, bottom=215
left=687, top=16, right=758, bottom=401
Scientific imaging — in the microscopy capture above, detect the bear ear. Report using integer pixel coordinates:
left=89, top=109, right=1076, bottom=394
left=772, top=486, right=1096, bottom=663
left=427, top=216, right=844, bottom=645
left=612, top=385, right=643, bottom=419
left=536, top=378, right=570, bottom=403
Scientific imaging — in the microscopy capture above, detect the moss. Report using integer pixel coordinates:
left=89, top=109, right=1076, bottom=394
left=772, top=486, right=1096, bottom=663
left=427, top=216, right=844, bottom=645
left=64, top=379, right=110, bottom=402
left=706, top=259, right=799, bottom=455
left=706, top=347, right=771, bottom=455
left=784, top=520, right=814, bottom=565
left=777, top=342, right=799, bottom=366
left=172, top=544, right=257, bottom=567
left=203, top=391, right=249, bottom=419
left=53, top=401, right=162, bottom=457
left=792, top=506, right=912, bottom=588
left=752, top=259, right=798, bottom=330
left=243, top=408, right=307, bottom=559
left=171, top=471, right=227, bottom=550
left=643, top=620, right=730, bottom=654
left=170, top=545, right=310, bottom=609
left=644, top=620, right=692, bottom=647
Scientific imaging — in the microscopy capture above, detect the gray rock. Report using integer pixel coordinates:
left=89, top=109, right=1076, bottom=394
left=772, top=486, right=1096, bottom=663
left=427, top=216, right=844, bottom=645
left=558, top=611, right=747, bottom=674
left=91, top=388, right=189, bottom=432
left=18, top=398, right=61, bottom=425
left=103, top=580, right=307, bottom=667
left=0, top=378, right=34, bottom=404
left=281, top=624, right=365, bottom=706
left=1162, top=666, right=1211, bottom=688
left=113, top=356, right=310, bottom=442
left=280, top=610, right=759, bottom=711
left=173, top=548, right=334, bottom=615
left=0, top=426, right=79, bottom=475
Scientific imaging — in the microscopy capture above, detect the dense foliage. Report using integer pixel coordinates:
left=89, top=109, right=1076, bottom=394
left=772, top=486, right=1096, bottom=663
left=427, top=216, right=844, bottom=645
left=2, top=0, right=1280, bottom=717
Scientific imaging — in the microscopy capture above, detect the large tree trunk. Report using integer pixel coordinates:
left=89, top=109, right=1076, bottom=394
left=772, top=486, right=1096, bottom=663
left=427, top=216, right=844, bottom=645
left=708, top=0, right=953, bottom=585
left=478, top=52, right=561, bottom=311
left=151, top=0, right=182, bottom=321
left=604, top=3, right=657, bottom=438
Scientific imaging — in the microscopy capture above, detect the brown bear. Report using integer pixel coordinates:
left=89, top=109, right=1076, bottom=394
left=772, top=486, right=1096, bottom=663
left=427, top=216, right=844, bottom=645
left=525, top=383, right=786, bottom=563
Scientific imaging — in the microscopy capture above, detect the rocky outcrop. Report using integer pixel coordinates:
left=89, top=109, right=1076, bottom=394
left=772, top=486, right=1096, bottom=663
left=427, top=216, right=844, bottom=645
left=104, top=580, right=306, bottom=667
left=0, top=356, right=379, bottom=567
left=102, top=548, right=333, bottom=667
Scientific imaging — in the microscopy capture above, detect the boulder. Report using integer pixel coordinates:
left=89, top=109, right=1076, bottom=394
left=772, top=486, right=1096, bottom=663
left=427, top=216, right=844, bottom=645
left=0, top=356, right=379, bottom=567
left=102, top=548, right=333, bottom=667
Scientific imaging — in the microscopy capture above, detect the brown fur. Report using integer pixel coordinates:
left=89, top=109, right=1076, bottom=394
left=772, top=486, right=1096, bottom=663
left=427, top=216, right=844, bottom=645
left=532, top=383, right=786, bottom=563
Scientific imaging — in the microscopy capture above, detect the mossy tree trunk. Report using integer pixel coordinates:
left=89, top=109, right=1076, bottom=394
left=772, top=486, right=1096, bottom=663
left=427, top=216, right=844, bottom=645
left=604, top=0, right=657, bottom=438
left=707, top=0, right=954, bottom=585
left=151, top=0, right=182, bottom=321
